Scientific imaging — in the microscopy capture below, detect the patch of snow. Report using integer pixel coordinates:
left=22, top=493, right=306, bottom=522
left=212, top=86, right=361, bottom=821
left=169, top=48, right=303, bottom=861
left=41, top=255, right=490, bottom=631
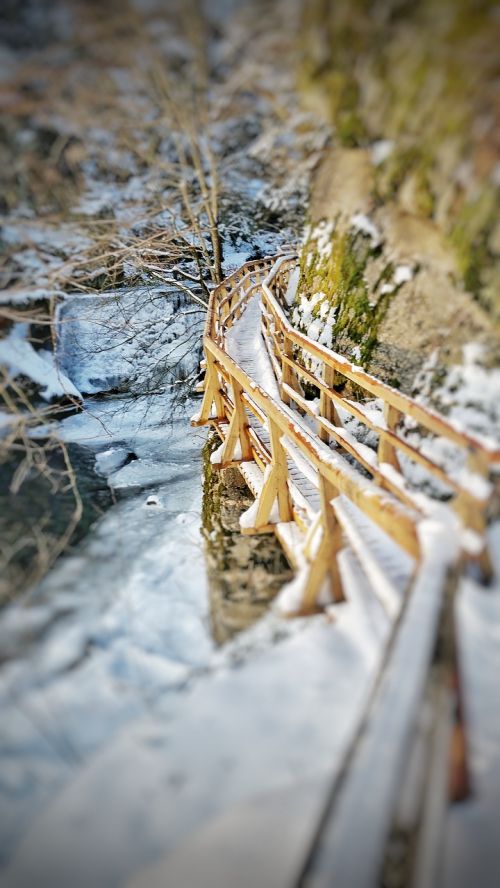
left=350, top=213, right=382, bottom=248
left=371, top=139, right=394, bottom=166
left=239, top=497, right=260, bottom=530
left=95, top=447, right=130, bottom=476
left=393, top=264, right=414, bottom=285
left=210, top=442, right=225, bottom=465
left=56, top=287, right=204, bottom=396
left=0, top=330, right=81, bottom=401
left=274, top=567, right=309, bottom=614
left=284, top=266, right=300, bottom=307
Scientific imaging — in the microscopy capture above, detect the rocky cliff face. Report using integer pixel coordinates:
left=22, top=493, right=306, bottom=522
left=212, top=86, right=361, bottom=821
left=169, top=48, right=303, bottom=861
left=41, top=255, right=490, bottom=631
left=294, top=0, right=499, bottom=390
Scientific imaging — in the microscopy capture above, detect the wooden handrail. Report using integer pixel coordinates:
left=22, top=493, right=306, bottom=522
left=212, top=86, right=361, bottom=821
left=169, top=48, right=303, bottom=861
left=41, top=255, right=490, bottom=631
left=194, top=253, right=498, bottom=604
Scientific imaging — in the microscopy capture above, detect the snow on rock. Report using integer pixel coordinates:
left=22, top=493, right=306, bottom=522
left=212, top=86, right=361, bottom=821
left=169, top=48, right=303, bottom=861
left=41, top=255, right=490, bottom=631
left=413, top=343, right=500, bottom=444
left=370, top=139, right=394, bottom=166
left=109, top=458, right=192, bottom=493
left=95, top=447, right=130, bottom=476
left=350, top=212, right=382, bottom=248
left=0, top=287, right=65, bottom=306
left=56, top=287, right=204, bottom=395
left=379, top=264, right=415, bottom=295
left=393, top=264, right=414, bottom=285
left=0, top=330, right=81, bottom=401
left=210, top=442, right=225, bottom=465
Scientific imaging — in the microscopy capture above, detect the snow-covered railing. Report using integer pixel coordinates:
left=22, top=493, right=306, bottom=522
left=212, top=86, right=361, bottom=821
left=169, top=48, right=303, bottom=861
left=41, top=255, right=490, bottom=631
left=261, top=254, right=500, bottom=581
left=193, top=252, right=498, bottom=605
left=194, top=255, right=419, bottom=610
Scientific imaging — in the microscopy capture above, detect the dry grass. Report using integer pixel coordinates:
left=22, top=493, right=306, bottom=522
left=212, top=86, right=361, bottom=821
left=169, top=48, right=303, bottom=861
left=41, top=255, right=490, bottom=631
left=0, top=0, right=225, bottom=597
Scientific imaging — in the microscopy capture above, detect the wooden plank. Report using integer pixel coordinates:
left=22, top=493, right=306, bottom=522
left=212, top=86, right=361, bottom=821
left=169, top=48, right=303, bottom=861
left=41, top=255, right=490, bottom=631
left=298, top=538, right=460, bottom=888
left=378, top=402, right=402, bottom=471
left=319, top=362, right=341, bottom=443
left=269, top=418, right=293, bottom=522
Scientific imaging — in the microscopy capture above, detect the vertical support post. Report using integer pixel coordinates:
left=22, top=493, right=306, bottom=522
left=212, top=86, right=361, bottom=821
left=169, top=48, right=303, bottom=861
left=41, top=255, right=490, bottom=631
left=319, top=362, right=341, bottom=443
left=241, top=417, right=291, bottom=531
left=192, top=348, right=224, bottom=425
left=281, top=333, right=302, bottom=405
left=460, top=449, right=493, bottom=582
left=217, top=377, right=253, bottom=465
left=269, top=419, right=292, bottom=522
left=378, top=402, right=402, bottom=471
left=281, top=333, right=293, bottom=406
left=448, top=605, right=471, bottom=803
left=300, top=475, right=344, bottom=612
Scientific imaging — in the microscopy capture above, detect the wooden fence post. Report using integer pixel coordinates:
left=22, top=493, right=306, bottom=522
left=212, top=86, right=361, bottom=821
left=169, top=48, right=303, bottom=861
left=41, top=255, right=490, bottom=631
left=319, top=363, right=342, bottom=443
left=378, top=402, right=402, bottom=471
left=457, top=449, right=493, bottom=582
left=241, top=417, right=292, bottom=532
left=191, top=349, right=224, bottom=426
left=215, top=377, right=252, bottom=466
left=269, top=419, right=292, bottom=522
left=281, top=333, right=302, bottom=406
left=300, top=475, right=344, bottom=612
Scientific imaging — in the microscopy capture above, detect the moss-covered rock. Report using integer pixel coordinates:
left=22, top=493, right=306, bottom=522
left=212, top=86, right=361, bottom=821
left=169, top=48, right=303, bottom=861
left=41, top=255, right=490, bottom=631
left=297, top=0, right=500, bottom=320
left=295, top=219, right=402, bottom=370
left=202, top=432, right=292, bottom=643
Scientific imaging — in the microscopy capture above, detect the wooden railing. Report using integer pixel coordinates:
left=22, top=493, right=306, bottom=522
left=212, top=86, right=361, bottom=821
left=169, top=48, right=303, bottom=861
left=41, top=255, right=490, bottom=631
left=192, top=252, right=499, bottom=883
left=193, top=253, right=498, bottom=610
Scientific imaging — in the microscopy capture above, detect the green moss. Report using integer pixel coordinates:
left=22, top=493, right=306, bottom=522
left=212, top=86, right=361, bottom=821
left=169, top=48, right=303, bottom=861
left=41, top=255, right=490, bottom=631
left=297, top=0, right=499, bottom=311
left=297, top=226, right=398, bottom=369
left=450, top=188, right=498, bottom=302
left=201, top=432, right=223, bottom=539
left=374, top=146, right=434, bottom=215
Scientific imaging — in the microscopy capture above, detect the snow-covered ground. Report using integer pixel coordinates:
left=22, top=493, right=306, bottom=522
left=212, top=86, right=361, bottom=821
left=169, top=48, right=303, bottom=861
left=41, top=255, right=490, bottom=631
left=0, top=288, right=392, bottom=885
left=1, top=2, right=499, bottom=885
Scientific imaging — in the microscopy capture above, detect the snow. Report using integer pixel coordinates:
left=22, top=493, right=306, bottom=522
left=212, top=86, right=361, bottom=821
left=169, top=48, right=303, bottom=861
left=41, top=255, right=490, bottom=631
left=274, top=567, right=310, bottom=614
left=379, top=264, right=414, bottom=295
left=56, top=287, right=204, bottom=395
left=1, top=604, right=383, bottom=888
left=370, top=139, right=394, bottom=166
left=210, top=441, right=226, bottom=465
left=239, top=496, right=261, bottom=530
left=95, top=447, right=129, bottom=476
left=284, top=266, right=300, bottom=306
left=225, top=293, right=281, bottom=401
left=393, top=264, right=414, bottom=285
left=350, top=213, right=382, bottom=248
left=0, top=329, right=81, bottom=401
left=412, top=344, right=500, bottom=444
left=0, top=287, right=64, bottom=306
